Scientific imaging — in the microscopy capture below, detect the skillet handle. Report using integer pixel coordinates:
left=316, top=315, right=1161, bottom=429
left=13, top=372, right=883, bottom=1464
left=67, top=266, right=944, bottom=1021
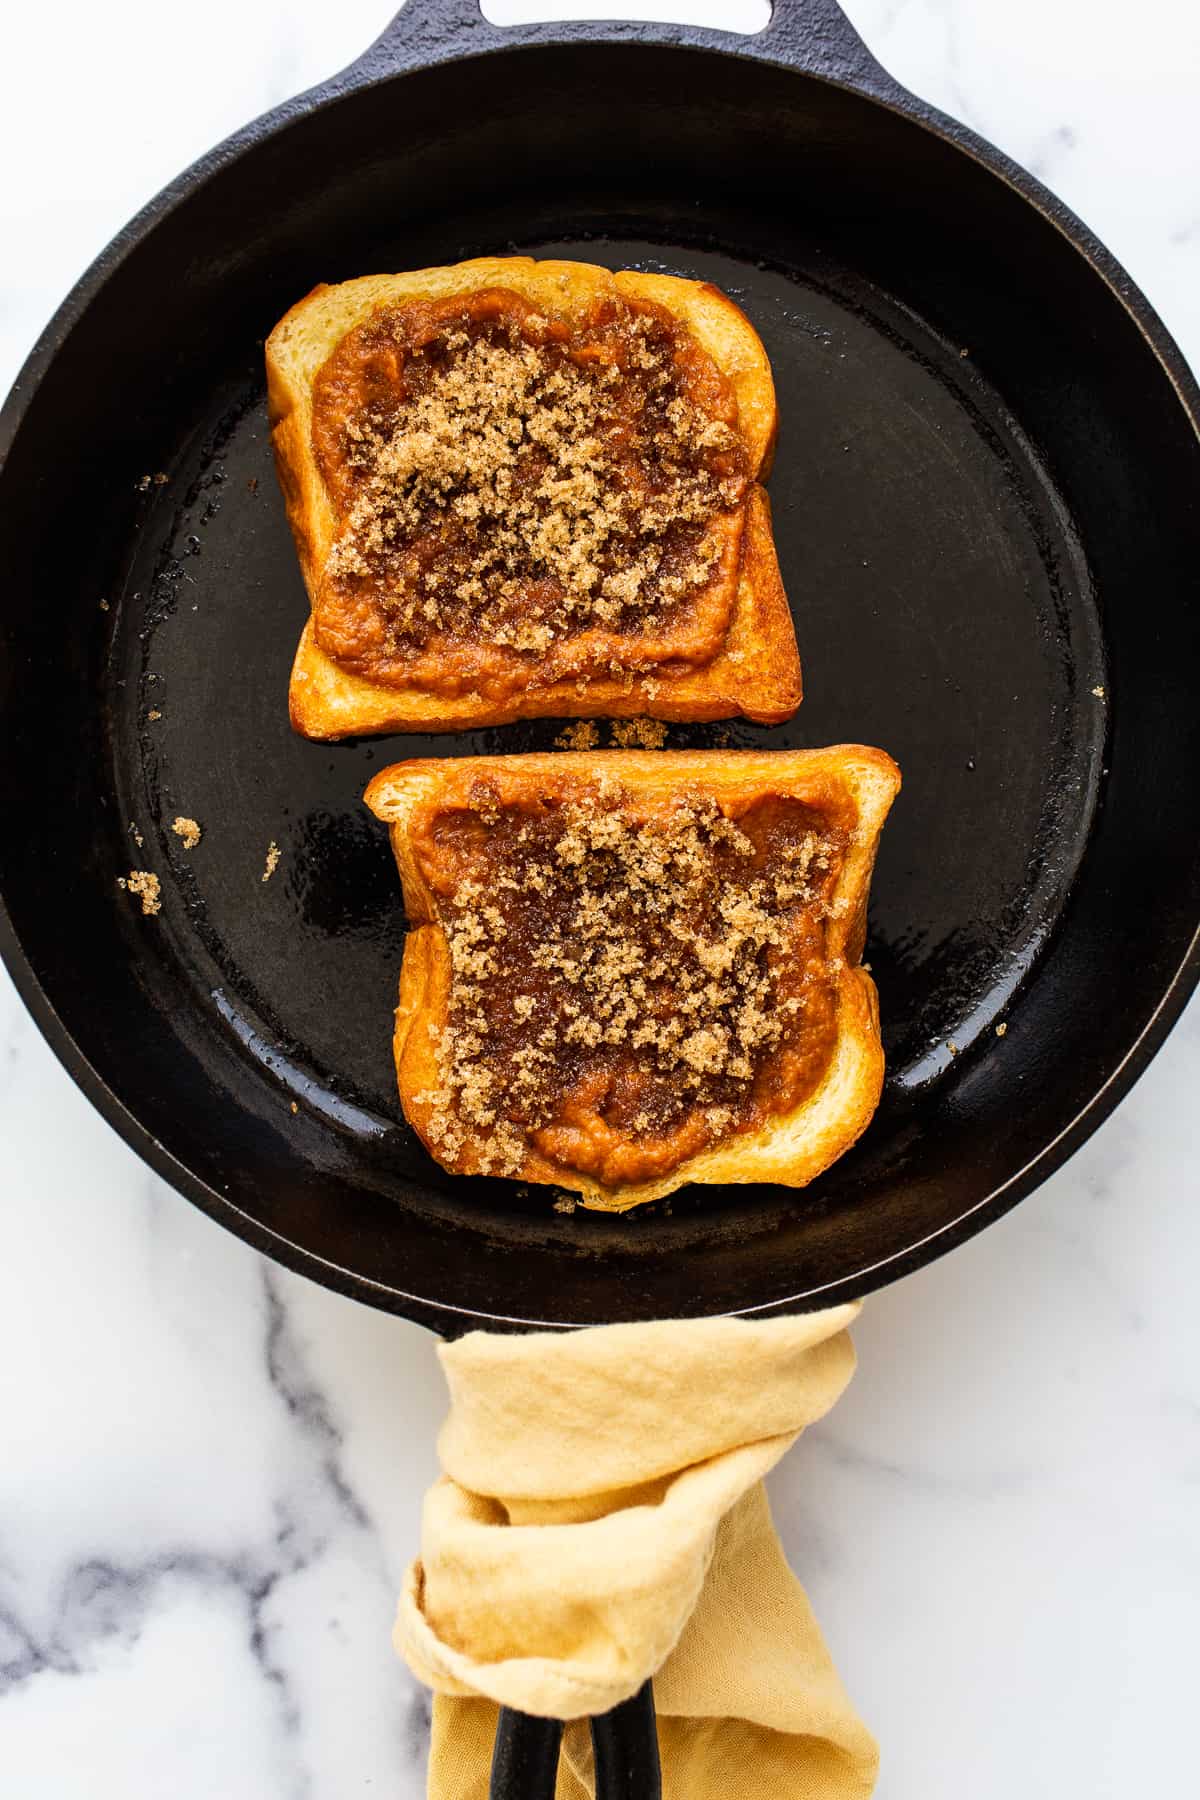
left=354, top=1, right=896, bottom=94
left=489, top=1681, right=662, bottom=1800
left=353, top=0, right=496, bottom=69
left=757, top=0, right=894, bottom=87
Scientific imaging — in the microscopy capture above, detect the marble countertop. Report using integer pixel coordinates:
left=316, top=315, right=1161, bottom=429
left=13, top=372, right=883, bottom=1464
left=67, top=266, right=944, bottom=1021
left=2, top=3, right=1198, bottom=1794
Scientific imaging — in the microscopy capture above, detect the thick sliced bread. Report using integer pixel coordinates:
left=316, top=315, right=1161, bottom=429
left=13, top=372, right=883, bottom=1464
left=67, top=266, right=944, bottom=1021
left=364, top=747, right=900, bottom=1210
left=267, top=258, right=801, bottom=737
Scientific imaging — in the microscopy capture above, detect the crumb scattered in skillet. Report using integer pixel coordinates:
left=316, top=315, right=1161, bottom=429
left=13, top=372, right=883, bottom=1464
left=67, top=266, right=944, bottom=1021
left=147, top=708, right=162, bottom=722
left=262, top=841, right=281, bottom=883
left=996, top=1022, right=1008, bottom=1037
left=172, top=816, right=202, bottom=850
left=555, top=720, right=601, bottom=750
left=609, top=718, right=668, bottom=749
left=554, top=718, right=668, bottom=750
left=118, top=870, right=161, bottom=916
left=129, top=821, right=144, bottom=850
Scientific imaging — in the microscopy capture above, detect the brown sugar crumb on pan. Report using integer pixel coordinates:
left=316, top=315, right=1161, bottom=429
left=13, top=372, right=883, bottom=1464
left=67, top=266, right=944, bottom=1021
left=554, top=720, right=601, bottom=750
left=118, top=870, right=162, bottom=916
left=262, top=841, right=282, bottom=883
left=413, top=778, right=848, bottom=1184
left=555, top=719, right=668, bottom=750
left=609, top=718, right=668, bottom=749
left=171, top=816, right=202, bottom=850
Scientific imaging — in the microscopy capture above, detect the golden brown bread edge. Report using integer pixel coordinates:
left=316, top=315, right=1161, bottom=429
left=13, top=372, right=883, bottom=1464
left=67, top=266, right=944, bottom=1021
left=364, top=747, right=901, bottom=1210
left=267, top=257, right=801, bottom=738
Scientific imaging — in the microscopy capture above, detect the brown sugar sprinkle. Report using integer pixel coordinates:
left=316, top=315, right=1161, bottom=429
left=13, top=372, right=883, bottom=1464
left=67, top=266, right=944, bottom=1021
left=171, top=816, right=202, bottom=850
left=118, top=870, right=161, bottom=916
left=314, top=289, right=748, bottom=677
left=262, top=841, right=281, bottom=883
left=413, top=779, right=849, bottom=1182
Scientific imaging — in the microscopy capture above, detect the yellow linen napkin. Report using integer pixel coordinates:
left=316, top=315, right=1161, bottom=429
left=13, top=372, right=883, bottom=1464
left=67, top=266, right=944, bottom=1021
left=397, top=1306, right=878, bottom=1799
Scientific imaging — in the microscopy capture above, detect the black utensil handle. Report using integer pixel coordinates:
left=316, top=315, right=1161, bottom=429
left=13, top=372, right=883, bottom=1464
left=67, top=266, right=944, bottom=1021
left=357, top=0, right=893, bottom=92
left=488, top=1706, right=564, bottom=1800
left=590, top=1681, right=663, bottom=1800
left=489, top=1681, right=661, bottom=1800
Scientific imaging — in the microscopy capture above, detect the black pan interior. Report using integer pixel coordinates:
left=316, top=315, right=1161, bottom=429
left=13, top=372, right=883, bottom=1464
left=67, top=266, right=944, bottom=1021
left=2, top=37, right=1198, bottom=1327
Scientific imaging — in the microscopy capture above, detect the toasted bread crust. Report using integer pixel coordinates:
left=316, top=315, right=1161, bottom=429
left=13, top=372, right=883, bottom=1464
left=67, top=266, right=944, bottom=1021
left=268, top=258, right=800, bottom=738
left=365, top=748, right=900, bottom=1210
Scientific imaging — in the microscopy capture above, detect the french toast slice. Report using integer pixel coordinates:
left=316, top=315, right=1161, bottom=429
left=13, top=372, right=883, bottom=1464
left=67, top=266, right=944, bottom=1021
left=267, top=257, right=801, bottom=737
left=364, top=747, right=899, bottom=1210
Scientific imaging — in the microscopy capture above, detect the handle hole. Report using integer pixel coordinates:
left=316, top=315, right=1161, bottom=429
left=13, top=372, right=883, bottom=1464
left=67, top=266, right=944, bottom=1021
left=480, top=1, right=772, bottom=34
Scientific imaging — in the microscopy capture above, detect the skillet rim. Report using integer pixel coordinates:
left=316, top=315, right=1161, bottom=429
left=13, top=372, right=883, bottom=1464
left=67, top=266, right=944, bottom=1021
left=2, top=18, right=1199, bottom=1330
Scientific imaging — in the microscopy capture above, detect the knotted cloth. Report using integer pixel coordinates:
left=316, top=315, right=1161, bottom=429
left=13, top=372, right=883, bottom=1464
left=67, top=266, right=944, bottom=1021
left=397, top=1306, right=878, bottom=1798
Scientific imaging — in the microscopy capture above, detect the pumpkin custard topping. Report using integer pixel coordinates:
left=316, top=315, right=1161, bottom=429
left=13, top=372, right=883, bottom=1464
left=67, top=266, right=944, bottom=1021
left=310, top=287, right=751, bottom=700
left=410, top=774, right=853, bottom=1186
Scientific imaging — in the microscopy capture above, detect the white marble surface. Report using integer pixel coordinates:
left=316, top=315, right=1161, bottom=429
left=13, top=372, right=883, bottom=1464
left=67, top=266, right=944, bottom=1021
left=2, top=2, right=1199, bottom=1794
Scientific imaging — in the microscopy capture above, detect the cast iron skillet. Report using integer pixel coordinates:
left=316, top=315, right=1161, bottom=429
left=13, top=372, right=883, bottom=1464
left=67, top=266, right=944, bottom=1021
left=3, top=0, right=1199, bottom=1334
left=4, top=0, right=1200, bottom=1319
left=3, top=1, right=1200, bottom=1788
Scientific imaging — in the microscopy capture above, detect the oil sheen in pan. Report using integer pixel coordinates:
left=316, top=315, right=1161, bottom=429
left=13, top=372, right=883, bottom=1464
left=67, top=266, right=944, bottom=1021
left=106, top=236, right=1106, bottom=1194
